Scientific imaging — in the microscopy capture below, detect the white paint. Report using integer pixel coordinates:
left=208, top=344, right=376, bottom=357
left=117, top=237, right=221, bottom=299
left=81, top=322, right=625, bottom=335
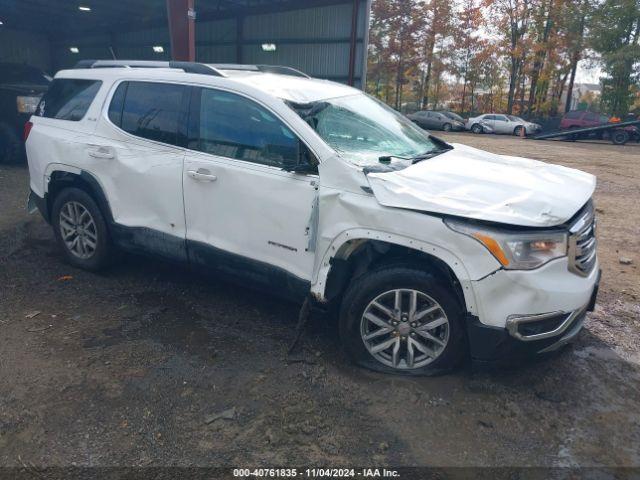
left=367, top=143, right=596, bottom=227
left=25, top=66, right=599, bottom=332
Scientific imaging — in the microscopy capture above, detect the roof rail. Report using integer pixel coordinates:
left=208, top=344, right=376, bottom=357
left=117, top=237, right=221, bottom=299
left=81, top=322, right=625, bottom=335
left=210, top=63, right=310, bottom=78
left=72, top=60, right=225, bottom=77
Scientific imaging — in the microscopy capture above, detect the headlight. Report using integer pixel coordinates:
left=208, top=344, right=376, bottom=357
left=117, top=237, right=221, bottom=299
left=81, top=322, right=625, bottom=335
left=445, top=219, right=568, bottom=270
left=17, top=95, right=42, bottom=114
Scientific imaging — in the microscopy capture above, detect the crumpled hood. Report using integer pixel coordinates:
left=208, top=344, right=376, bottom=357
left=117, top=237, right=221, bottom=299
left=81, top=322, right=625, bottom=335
left=366, top=143, right=596, bottom=227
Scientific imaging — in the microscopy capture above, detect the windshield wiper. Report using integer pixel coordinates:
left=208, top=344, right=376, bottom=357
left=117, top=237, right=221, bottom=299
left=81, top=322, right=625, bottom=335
left=411, top=136, right=453, bottom=164
left=410, top=147, right=451, bottom=164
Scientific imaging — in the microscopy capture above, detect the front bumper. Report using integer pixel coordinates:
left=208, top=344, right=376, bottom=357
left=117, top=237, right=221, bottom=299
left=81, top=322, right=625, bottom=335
left=467, top=267, right=600, bottom=365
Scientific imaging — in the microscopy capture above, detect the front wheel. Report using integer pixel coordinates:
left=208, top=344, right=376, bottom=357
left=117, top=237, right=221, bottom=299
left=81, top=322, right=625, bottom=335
left=51, top=187, right=114, bottom=271
left=442, top=123, right=452, bottom=132
left=339, top=266, right=466, bottom=375
left=471, top=123, right=483, bottom=134
left=514, top=125, right=526, bottom=137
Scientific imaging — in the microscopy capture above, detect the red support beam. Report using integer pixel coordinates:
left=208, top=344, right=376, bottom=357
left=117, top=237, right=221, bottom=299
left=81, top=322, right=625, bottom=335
left=166, top=0, right=196, bottom=61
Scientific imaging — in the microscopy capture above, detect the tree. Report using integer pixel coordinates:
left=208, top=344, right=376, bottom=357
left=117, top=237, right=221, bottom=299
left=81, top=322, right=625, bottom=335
left=451, top=0, right=485, bottom=114
left=564, top=0, right=593, bottom=113
left=489, top=0, right=533, bottom=114
left=590, top=0, right=640, bottom=116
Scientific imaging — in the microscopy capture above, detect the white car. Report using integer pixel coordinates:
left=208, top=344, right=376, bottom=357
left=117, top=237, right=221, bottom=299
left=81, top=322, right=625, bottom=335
left=467, top=113, right=542, bottom=136
left=25, top=61, right=599, bottom=375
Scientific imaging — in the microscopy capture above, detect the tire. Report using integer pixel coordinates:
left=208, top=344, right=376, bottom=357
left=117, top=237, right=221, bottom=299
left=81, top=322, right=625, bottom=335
left=471, top=123, right=483, bottom=134
left=51, top=187, right=114, bottom=271
left=611, top=130, right=629, bottom=145
left=339, top=265, right=466, bottom=376
left=442, top=122, right=452, bottom=132
left=513, top=125, right=526, bottom=137
left=0, top=123, right=23, bottom=164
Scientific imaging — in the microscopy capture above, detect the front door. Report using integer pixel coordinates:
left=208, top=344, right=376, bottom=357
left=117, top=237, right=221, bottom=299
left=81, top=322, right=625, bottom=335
left=182, top=87, right=318, bottom=299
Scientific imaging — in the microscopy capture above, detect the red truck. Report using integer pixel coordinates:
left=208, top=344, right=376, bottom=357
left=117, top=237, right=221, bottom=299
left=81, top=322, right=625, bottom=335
left=560, top=110, right=639, bottom=144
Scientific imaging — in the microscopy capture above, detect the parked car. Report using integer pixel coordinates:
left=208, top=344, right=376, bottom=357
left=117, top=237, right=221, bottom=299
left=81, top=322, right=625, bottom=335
left=0, top=63, right=51, bottom=163
left=26, top=61, right=599, bottom=375
left=560, top=110, right=639, bottom=143
left=466, top=114, right=541, bottom=136
left=406, top=110, right=465, bottom=132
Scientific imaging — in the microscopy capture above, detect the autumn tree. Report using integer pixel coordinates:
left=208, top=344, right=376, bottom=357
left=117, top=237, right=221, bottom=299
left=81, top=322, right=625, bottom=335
left=590, top=0, right=640, bottom=116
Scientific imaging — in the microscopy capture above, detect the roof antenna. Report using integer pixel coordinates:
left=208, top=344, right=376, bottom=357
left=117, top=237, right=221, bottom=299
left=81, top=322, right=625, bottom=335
left=108, top=46, right=117, bottom=60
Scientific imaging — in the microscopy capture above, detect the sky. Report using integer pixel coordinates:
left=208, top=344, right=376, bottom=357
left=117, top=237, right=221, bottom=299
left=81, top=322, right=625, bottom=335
left=576, top=61, right=603, bottom=84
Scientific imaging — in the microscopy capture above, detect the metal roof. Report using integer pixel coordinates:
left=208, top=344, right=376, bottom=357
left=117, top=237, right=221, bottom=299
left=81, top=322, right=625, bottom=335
left=0, top=0, right=350, bottom=36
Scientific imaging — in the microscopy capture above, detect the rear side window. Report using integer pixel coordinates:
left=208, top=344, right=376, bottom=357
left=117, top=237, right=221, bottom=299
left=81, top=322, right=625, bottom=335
left=564, top=111, right=581, bottom=120
left=37, top=79, right=101, bottom=121
left=107, top=82, right=127, bottom=126
left=188, top=88, right=300, bottom=168
left=110, top=81, right=187, bottom=146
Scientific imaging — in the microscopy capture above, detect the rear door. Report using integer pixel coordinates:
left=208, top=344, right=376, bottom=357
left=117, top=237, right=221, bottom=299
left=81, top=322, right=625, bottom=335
left=182, top=86, right=318, bottom=299
left=493, top=115, right=510, bottom=134
left=89, top=80, right=189, bottom=261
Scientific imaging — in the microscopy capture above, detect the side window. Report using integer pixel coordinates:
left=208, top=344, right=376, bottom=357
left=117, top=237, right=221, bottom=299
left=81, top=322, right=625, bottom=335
left=565, top=111, right=581, bottom=120
left=190, top=88, right=301, bottom=168
left=120, top=81, right=186, bottom=145
left=108, top=82, right=127, bottom=127
left=37, top=79, right=102, bottom=121
left=495, top=115, right=507, bottom=122
left=584, top=112, right=599, bottom=122
left=484, top=115, right=495, bottom=120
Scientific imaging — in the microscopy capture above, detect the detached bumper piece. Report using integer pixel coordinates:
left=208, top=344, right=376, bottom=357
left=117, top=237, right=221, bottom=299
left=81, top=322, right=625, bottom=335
left=467, top=309, right=587, bottom=367
left=468, top=269, right=600, bottom=367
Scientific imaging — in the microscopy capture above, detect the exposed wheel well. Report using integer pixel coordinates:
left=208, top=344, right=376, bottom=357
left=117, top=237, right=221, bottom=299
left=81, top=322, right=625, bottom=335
left=46, top=171, right=113, bottom=224
left=324, top=239, right=466, bottom=311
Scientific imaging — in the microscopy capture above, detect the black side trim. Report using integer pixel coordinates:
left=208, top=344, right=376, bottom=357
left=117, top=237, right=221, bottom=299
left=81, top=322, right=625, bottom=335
left=465, top=313, right=585, bottom=367
left=187, top=239, right=310, bottom=302
left=110, top=224, right=188, bottom=263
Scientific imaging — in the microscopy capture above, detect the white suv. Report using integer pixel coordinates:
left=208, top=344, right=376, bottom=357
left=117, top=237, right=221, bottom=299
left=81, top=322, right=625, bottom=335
left=25, top=61, right=600, bottom=374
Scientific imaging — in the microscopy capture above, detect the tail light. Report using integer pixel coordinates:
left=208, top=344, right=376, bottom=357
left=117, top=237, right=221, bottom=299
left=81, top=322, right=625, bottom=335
left=23, top=121, right=33, bottom=142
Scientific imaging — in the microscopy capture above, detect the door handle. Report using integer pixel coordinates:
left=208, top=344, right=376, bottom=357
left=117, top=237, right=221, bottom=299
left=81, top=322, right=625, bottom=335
left=88, top=147, right=115, bottom=160
left=187, top=169, right=217, bottom=182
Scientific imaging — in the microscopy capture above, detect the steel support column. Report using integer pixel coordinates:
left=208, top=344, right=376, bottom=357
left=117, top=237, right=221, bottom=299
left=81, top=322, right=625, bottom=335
left=347, top=0, right=360, bottom=86
left=166, top=0, right=195, bottom=61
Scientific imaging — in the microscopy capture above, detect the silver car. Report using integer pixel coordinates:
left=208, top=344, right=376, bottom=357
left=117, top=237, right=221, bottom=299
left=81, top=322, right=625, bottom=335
left=466, top=114, right=541, bottom=136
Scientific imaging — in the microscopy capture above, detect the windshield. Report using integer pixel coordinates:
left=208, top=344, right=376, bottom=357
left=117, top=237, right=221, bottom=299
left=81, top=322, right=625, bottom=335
left=290, top=93, right=437, bottom=166
left=443, top=111, right=464, bottom=122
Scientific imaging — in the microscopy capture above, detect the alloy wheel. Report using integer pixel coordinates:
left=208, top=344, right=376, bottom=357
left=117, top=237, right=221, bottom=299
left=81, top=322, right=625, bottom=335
left=360, top=289, right=450, bottom=370
left=59, top=201, right=98, bottom=259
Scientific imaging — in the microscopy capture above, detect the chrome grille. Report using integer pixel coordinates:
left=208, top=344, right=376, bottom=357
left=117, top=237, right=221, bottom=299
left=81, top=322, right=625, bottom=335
left=568, top=203, right=597, bottom=276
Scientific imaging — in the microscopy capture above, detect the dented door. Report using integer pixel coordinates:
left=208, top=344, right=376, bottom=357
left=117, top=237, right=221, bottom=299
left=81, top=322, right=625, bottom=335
left=183, top=87, right=317, bottom=296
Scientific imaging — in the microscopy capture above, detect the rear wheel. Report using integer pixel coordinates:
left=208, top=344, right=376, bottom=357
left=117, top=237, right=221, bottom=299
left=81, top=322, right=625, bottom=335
left=51, top=188, right=114, bottom=271
left=339, top=266, right=466, bottom=375
left=611, top=130, right=629, bottom=145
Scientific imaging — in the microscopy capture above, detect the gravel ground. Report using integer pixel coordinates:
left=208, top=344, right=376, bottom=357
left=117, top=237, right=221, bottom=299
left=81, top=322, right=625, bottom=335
left=0, top=133, right=639, bottom=468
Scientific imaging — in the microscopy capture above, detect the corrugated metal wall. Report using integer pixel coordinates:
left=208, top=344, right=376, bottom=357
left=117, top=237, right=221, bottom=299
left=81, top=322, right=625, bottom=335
left=1, top=1, right=370, bottom=87
left=196, top=2, right=370, bottom=87
left=0, top=28, right=52, bottom=73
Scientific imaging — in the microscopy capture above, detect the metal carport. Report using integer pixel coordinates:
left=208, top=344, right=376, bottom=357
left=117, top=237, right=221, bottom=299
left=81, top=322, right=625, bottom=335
left=0, top=0, right=371, bottom=88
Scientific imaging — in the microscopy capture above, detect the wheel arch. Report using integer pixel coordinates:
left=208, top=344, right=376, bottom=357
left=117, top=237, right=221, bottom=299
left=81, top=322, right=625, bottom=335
left=44, top=165, right=114, bottom=225
left=311, top=230, right=478, bottom=316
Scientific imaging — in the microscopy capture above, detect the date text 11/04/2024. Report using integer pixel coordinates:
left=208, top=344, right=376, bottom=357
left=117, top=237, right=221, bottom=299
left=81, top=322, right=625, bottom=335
left=233, top=468, right=400, bottom=477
